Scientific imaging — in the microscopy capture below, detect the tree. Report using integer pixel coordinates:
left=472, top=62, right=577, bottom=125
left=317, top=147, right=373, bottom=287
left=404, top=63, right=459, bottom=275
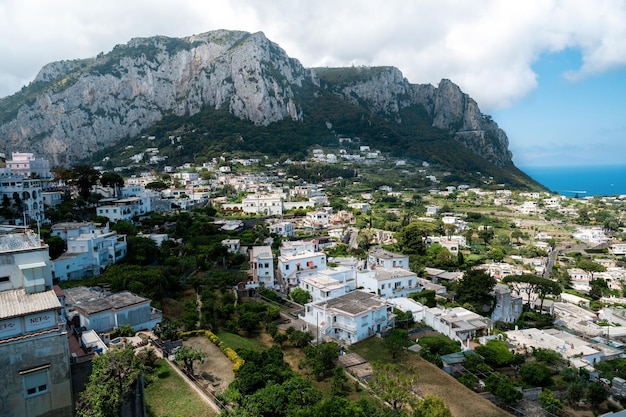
left=100, top=171, right=125, bottom=197
left=384, top=328, right=407, bottom=359
left=502, top=274, right=561, bottom=310
left=304, top=342, right=340, bottom=380
left=174, top=346, right=205, bottom=375
left=289, top=330, right=314, bottom=347
left=399, top=221, right=438, bottom=255
left=457, top=372, right=478, bottom=389
left=370, top=362, right=417, bottom=410
left=239, top=310, right=260, bottom=335
left=71, top=164, right=101, bottom=198
left=412, top=395, right=453, bottom=417
left=455, top=269, right=496, bottom=315
left=520, top=362, right=553, bottom=386
left=587, top=381, right=608, bottom=406
left=484, top=372, right=522, bottom=404
left=290, top=288, right=312, bottom=305
left=538, top=389, right=564, bottom=414
left=331, top=366, right=348, bottom=396
left=590, top=278, right=609, bottom=300
left=478, top=228, right=495, bottom=245
left=153, top=318, right=180, bottom=341
left=117, top=323, right=135, bottom=337
left=511, top=229, right=524, bottom=244
left=488, top=247, right=504, bottom=262
left=77, top=346, right=143, bottom=417
left=577, top=259, right=606, bottom=281
left=45, top=235, right=66, bottom=259
left=475, top=340, right=513, bottom=367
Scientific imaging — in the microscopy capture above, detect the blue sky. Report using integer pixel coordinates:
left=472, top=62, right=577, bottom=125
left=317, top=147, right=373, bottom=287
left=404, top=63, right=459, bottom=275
left=0, top=1, right=625, bottom=168
left=493, top=49, right=626, bottom=167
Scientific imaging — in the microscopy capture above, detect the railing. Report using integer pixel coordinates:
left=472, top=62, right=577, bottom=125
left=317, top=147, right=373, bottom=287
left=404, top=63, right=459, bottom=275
left=332, top=321, right=357, bottom=332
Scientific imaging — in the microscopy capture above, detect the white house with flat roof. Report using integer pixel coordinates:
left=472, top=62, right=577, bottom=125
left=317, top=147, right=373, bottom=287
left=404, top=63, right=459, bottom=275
left=269, top=221, right=294, bottom=237
left=52, top=224, right=127, bottom=281
left=357, top=268, right=420, bottom=299
left=424, top=306, right=490, bottom=348
left=278, top=250, right=326, bottom=289
left=64, top=286, right=161, bottom=333
left=299, top=266, right=356, bottom=303
left=301, top=290, right=395, bottom=345
left=248, top=246, right=276, bottom=288
left=367, top=246, right=409, bottom=270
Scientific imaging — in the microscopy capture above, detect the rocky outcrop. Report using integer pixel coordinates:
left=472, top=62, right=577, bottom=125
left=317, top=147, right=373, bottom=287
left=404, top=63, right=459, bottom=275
left=317, top=68, right=512, bottom=167
left=0, top=30, right=512, bottom=167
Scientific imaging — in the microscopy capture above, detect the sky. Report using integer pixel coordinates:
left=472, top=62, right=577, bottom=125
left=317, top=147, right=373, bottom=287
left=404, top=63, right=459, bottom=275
left=1, top=0, right=625, bottom=167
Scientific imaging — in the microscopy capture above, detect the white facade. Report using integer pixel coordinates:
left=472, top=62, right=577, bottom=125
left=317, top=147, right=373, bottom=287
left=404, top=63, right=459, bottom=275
left=96, top=196, right=150, bottom=222
left=5, top=152, right=52, bottom=179
left=64, top=287, right=161, bottom=333
left=301, top=290, right=394, bottom=345
left=249, top=246, right=276, bottom=288
left=269, top=221, right=294, bottom=237
left=0, top=229, right=73, bottom=417
left=0, top=175, right=46, bottom=223
left=306, top=211, right=329, bottom=228
left=278, top=250, right=326, bottom=288
left=52, top=224, right=127, bottom=281
left=222, top=239, right=241, bottom=254
left=299, top=266, right=357, bottom=303
left=424, top=306, right=489, bottom=346
left=357, top=268, right=420, bottom=299
left=367, top=246, right=409, bottom=270
left=242, top=194, right=283, bottom=215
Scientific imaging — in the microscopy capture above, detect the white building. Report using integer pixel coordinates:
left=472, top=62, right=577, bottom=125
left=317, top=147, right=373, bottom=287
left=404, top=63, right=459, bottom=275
left=52, top=224, right=127, bottom=281
left=278, top=250, right=326, bottom=289
left=248, top=246, right=276, bottom=288
left=5, top=152, right=52, bottom=179
left=0, top=174, right=46, bottom=223
left=301, top=290, right=395, bottom=345
left=96, top=196, right=151, bottom=222
left=424, top=306, right=490, bottom=348
left=269, top=221, right=294, bottom=237
left=64, top=286, right=161, bottom=333
left=491, top=284, right=523, bottom=323
left=0, top=229, right=73, bottom=417
left=299, top=266, right=357, bottom=303
left=357, top=268, right=421, bottom=299
left=222, top=239, right=241, bottom=254
left=242, top=193, right=284, bottom=215
left=367, top=246, right=409, bottom=270
left=306, top=210, right=330, bottom=228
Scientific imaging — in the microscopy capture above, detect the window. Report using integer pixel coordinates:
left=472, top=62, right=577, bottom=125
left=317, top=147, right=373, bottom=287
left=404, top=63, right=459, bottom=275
left=0, top=276, right=9, bottom=283
left=21, top=366, right=49, bottom=398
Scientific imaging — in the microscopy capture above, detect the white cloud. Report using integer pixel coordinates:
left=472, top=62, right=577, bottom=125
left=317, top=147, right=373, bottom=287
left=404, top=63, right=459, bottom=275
left=1, top=0, right=626, bottom=111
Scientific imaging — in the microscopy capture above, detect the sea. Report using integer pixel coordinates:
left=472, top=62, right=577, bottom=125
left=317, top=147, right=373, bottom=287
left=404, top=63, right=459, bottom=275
left=520, top=165, right=626, bottom=197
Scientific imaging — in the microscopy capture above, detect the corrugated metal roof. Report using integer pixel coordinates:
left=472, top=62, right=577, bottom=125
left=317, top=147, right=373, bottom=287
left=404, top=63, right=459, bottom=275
left=0, top=289, right=61, bottom=320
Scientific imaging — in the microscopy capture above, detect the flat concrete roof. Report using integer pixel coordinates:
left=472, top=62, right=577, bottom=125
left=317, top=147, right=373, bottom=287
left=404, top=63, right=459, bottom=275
left=321, top=290, right=387, bottom=316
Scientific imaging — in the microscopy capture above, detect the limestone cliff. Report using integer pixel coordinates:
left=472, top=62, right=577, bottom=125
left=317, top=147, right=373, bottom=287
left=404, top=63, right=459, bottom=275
left=0, top=30, right=512, bottom=168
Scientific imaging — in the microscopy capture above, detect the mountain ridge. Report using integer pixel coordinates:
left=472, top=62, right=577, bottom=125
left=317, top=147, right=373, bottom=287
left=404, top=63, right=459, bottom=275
left=0, top=29, right=539, bottom=189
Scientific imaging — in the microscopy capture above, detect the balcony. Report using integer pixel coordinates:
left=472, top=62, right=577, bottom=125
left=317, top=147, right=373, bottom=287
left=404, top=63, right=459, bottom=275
left=332, top=321, right=357, bottom=333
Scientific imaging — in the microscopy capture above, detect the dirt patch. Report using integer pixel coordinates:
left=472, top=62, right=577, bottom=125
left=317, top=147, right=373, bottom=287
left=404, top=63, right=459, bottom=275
left=183, top=336, right=235, bottom=394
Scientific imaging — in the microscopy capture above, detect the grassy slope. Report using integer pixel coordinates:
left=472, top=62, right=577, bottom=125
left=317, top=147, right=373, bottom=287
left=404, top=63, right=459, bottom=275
left=144, top=359, right=218, bottom=417
left=350, top=337, right=511, bottom=417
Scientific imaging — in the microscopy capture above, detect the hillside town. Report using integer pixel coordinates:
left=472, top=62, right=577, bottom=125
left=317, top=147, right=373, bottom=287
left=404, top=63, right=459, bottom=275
left=2, top=149, right=626, bottom=417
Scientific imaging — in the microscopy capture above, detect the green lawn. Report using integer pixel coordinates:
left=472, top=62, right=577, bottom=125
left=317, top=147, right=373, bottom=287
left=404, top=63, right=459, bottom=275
left=145, top=359, right=217, bottom=417
left=216, top=331, right=268, bottom=351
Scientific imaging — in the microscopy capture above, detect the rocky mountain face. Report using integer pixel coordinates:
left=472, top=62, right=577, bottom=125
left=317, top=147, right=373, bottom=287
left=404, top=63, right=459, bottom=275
left=0, top=30, right=512, bottom=168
